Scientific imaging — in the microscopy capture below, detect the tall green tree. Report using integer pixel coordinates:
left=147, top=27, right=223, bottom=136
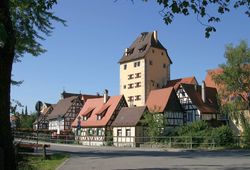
left=213, top=40, right=250, bottom=128
left=0, top=0, right=65, bottom=169
left=25, top=105, right=28, bottom=115
left=142, top=0, right=250, bottom=37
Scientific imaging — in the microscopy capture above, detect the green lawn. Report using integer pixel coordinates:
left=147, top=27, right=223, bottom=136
left=18, top=153, right=69, bottom=170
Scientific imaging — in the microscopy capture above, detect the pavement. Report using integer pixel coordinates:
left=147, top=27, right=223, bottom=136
left=44, top=143, right=250, bottom=170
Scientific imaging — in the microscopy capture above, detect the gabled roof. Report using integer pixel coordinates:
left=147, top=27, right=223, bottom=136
left=146, top=87, right=183, bottom=112
left=112, top=106, right=147, bottom=127
left=72, top=95, right=125, bottom=127
left=205, top=68, right=223, bottom=89
left=180, top=83, right=219, bottom=114
left=165, top=76, right=198, bottom=90
left=61, top=91, right=81, bottom=99
left=119, top=31, right=172, bottom=64
left=48, top=96, right=80, bottom=120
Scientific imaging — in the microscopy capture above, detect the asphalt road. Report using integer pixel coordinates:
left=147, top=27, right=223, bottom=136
left=47, top=144, right=250, bottom=170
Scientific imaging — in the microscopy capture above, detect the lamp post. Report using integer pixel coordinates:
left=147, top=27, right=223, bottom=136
left=35, top=101, right=43, bottom=152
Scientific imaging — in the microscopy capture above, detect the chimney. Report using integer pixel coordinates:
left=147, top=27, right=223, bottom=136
left=153, top=30, right=158, bottom=42
left=202, top=81, right=206, bottom=103
left=103, top=89, right=109, bottom=103
left=96, top=92, right=100, bottom=96
left=61, top=90, right=66, bottom=99
left=125, top=48, right=129, bottom=55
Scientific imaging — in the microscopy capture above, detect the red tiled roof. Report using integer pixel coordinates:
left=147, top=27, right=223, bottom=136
left=205, top=68, right=223, bottom=89
left=146, top=87, right=183, bottom=112
left=180, top=83, right=219, bottom=114
left=165, top=76, right=198, bottom=90
left=72, top=95, right=125, bottom=127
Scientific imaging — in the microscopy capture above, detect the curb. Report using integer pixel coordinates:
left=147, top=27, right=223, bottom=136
left=55, top=158, right=70, bottom=170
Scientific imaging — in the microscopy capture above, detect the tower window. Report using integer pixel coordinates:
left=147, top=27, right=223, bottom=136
left=128, top=84, right=133, bottom=89
left=124, top=64, right=127, bottom=70
left=135, top=82, right=141, bottom=88
left=163, top=64, right=166, bottom=68
left=123, top=85, right=126, bottom=89
left=128, top=74, right=134, bottom=80
left=134, top=61, right=140, bottom=67
left=149, top=60, right=153, bottom=65
left=135, top=73, right=141, bottom=78
left=135, top=95, right=141, bottom=101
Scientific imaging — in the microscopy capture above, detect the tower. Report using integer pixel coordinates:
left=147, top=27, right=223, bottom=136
left=119, top=31, right=172, bottom=106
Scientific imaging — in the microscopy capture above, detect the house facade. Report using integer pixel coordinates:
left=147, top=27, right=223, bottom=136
left=72, top=91, right=128, bottom=146
left=119, top=31, right=172, bottom=107
left=112, top=106, right=147, bottom=147
left=176, top=82, right=219, bottom=123
left=146, top=87, right=184, bottom=127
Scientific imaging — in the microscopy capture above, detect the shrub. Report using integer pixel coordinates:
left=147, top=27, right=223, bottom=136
left=211, top=125, right=234, bottom=146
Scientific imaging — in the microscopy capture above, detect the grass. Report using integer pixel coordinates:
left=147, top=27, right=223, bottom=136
left=18, top=153, right=69, bottom=170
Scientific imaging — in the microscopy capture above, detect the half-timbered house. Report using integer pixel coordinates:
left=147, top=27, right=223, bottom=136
left=47, top=91, right=100, bottom=134
left=146, top=87, right=184, bottom=127
left=72, top=90, right=127, bottom=146
left=112, top=106, right=147, bottom=147
left=176, top=82, right=219, bottom=123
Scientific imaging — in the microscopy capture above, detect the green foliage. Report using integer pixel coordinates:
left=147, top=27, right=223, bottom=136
left=18, top=113, right=36, bottom=129
left=142, top=0, right=250, bottom=38
left=9, top=0, right=66, bottom=61
left=211, top=125, right=234, bottom=146
left=18, top=153, right=69, bottom=170
left=213, top=40, right=250, bottom=123
left=142, top=112, right=166, bottom=141
left=177, top=120, right=210, bottom=137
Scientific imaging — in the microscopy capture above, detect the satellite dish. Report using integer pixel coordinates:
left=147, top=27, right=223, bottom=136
left=35, top=101, right=43, bottom=112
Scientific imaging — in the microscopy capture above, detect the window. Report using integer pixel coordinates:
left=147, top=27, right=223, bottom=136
left=163, top=63, right=166, bottom=68
left=134, top=61, right=140, bottom=67
left=135, top=95, right=141, bottom=101
left=126, top=129, right=131, bottom=136
left=135, top=73, right=141, bottom=78
left=135, top=82, right=141, bottom=88
left=128, top=96, right=134, bottom=102
left=161, top=52, right=164, bottom=55
left=117, top=129, right=122, bottom=136
left=149, top=60, right=153, bottom=65
left=97, top=115, right=101, bottom=120
left=97, top=128, right=102, bottom=136
left=128, top=74, right=134, bottom=80
left=83, top=116, right=87, bottom=121
left=138, top=45, right=147, bottom=52
left=152, top=49, right=154, bottom=53
left=128, top=83, right=133, bottom=89
left=123, top=85, right=126, bottom=89
left=124, top=64, right=127, bottom=70
left=156, top=83, right=159, bottom=88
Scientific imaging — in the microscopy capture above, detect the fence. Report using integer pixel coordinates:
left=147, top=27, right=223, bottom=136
left=13, top=131, right=249, bottom=149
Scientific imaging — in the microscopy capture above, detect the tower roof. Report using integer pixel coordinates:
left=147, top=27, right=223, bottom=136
left=119, top=31, right=172, bottom=64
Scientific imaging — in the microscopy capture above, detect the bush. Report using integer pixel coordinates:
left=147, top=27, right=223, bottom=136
left=211, top=125, right=234, bottom=146
left=177, top=120, right=210, bottom=137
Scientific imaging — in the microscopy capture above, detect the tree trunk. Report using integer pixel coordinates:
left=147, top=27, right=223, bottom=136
left=0, top=0, right=17, bottom=169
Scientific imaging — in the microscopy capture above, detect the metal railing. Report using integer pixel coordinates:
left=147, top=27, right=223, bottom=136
left=13, top=131, right=250, bottom=149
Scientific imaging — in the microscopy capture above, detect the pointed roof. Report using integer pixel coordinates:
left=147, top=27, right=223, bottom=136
left=205, top=68, right=223, bottom=89
left=180, top=83, right=219, bottom=114
left=119, top=31, right=172, bottom=64
left=146, top=87, right=183, bottom=112
left=165, top=76, right=198, bottom=90
left=72, top=95, right=126, bottom=127
left=48, top=96, right=80, bottom=120
left=112, top=106, right=147, bottom=127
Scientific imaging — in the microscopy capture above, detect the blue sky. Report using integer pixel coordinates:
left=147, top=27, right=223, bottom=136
left=11, top=1, right=250, bottom=112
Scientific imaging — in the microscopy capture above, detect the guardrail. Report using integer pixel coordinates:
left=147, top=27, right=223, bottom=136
left=13, top=131, right=249, bottom=149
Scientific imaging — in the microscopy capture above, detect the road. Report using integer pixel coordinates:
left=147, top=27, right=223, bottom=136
left=47, top=144, right=250, bottom=170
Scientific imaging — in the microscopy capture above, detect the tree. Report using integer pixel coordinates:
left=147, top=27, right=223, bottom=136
left=213, top=40, right=250, bottom=132
left=142, top=111, right=166, bottom=142
left=0, top=0, right=65, bottom=169
left=25, top=105, right=28, bottom=116
left=142, top=0, right=250, bottom=38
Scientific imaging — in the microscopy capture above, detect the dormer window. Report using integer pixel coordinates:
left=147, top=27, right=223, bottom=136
left=83, top=116, right=87, bottom=121
left=138, top=45, right=147, bottom=53
left=97, top=115, right=101, bottom=120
